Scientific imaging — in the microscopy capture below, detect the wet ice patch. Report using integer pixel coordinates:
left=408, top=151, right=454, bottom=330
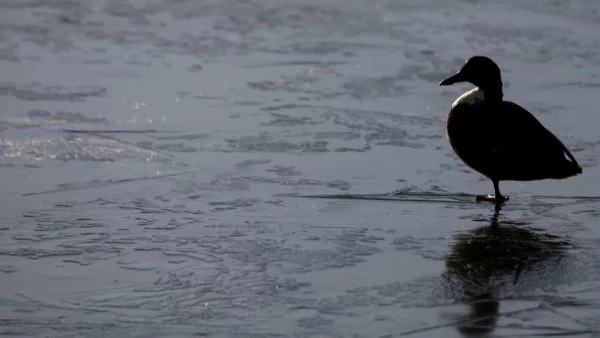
left=0, top=83, right=106, bottom=102
left=136, top=141, right=197, bottom=153
left=153, top=133, right=210, bottom=141
left=266, top=165, right=302, bottom=177
left=208, top=198, right=262, bottom=212
left=260, top=112, right=319, bottom=127
left=0, top=264, right=17, bottom=273
left=224, top=134, right=329, bottom=153
left=234, top=158, right=272, bottom=169
left=0, top=135, right=160, bottom=162
left=25, top=109, right=108, bottom=124
left=313, top=131, right=362, bottom=141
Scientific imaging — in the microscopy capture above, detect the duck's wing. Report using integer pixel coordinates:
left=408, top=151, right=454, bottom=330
left=486, top=101, right=582, bottom=180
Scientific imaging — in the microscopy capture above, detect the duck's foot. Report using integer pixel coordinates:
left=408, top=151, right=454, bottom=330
left=475, top=194, right=509, bottom=204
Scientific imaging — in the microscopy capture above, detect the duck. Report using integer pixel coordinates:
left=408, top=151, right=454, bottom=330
left=439, top=56, right=582, bottom=203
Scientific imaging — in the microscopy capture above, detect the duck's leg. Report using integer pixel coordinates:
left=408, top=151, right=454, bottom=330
left=476, top=179, right=509, bottom=204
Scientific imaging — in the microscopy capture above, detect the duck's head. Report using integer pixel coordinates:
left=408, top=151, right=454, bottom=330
left=439, top=56, right=503, bottom=93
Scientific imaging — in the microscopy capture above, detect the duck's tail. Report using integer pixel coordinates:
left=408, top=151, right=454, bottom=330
left=554, top=143, right=582, bottom=178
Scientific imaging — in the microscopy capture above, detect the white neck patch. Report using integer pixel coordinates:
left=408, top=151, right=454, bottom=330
left=451, top=88, right=485, bottom=108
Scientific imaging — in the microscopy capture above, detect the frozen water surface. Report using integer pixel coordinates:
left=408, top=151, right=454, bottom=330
left=2, top=0, right=600, bottom=337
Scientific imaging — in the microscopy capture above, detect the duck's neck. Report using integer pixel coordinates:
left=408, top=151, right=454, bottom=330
left=479, top=82, right=503, bottom=102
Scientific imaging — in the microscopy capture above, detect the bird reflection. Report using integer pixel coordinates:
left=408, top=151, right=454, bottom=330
left=442, top=203, right=571, bottom=336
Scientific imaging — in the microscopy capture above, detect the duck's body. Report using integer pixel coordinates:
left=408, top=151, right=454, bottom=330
left=447, top=88, right=581, bottom=182
left=440, top=56, right=582, bottom=203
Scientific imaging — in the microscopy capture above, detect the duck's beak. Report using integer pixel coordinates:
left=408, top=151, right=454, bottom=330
left=439, top=72, right=465, bottom=86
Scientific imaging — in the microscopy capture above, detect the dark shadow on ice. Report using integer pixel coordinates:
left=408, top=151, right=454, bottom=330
left=282, top=191, right=477, bottom=204
left=443, top=203, right=572, bottom=336
left=284, top=190, right=600, bottom=206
